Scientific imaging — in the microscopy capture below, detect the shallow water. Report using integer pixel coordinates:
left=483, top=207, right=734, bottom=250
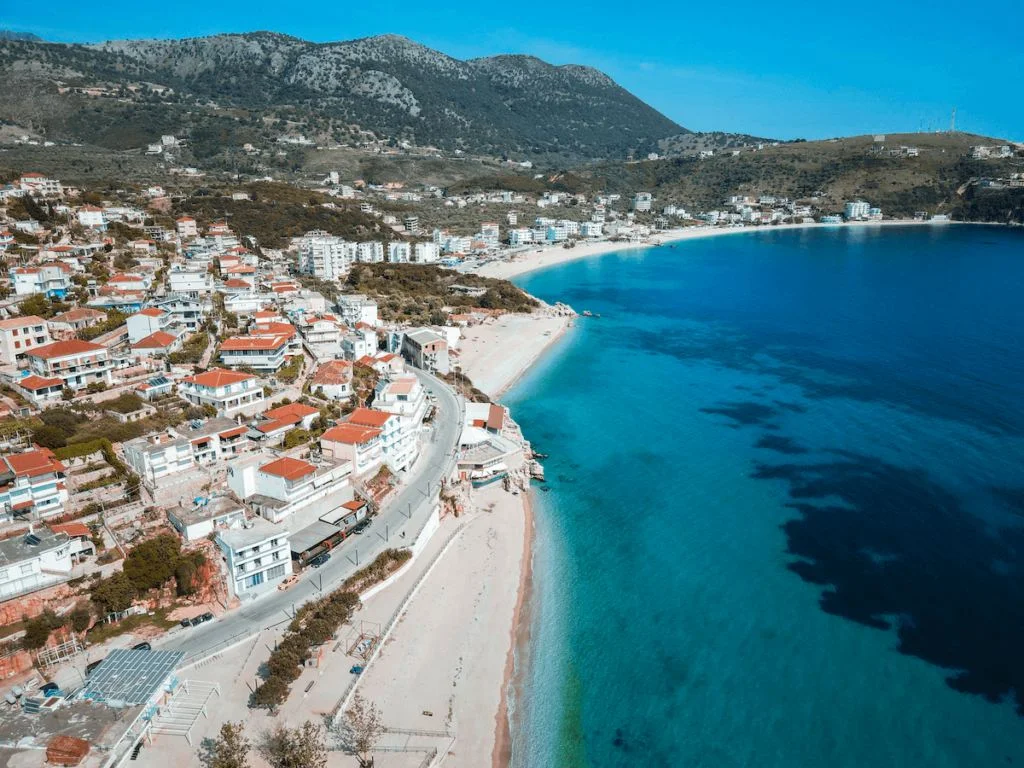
left=505, top=224, right=1024, bottom=767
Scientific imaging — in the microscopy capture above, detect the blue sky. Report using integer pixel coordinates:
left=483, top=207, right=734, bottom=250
left=2, top=0, right=1021, bottom=141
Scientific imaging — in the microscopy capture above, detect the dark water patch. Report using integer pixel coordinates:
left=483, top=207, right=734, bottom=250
left=773, top=400, right=808, bottom=413
left=753, top=452, right=1024, bottom=713
left=993, top=487, right=1024, bottom=518
left=699, top=401, right=778, bottom=428
left=755, top=435, right=809, bottom=455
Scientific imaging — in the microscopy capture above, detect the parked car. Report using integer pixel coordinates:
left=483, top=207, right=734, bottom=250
left=310, top=553, right=330, bottom=568
left=179, top=618, right=192, bottom=628
left=132, top=642, right=152, bottom=651
left=193, top=612, right=214, bottom=625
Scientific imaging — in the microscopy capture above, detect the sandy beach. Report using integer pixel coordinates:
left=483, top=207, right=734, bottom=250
left=456, top=310, right=573, bottom=399
left=472, top=219, right=947, bottom=281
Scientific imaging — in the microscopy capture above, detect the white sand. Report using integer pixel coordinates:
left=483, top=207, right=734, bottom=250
left=354, top=484, right=528, bottom=767
left=473, top=219, right=946, bottom=280
left=456, top=312, right=572, bottom=399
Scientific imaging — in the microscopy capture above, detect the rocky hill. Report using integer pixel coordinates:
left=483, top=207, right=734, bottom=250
left=0, top=32, right=683, bottom=161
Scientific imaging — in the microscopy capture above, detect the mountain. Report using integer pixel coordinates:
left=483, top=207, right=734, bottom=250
left=0, top=30, right=43, bottom=42
left=0, top=32, right=684, bottom=161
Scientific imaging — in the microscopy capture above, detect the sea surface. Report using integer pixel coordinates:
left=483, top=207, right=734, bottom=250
left=503, top=224, right=1024, bottom=767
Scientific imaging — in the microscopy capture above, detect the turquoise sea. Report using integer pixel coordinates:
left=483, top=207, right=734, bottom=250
left=504, top=224, right=1024, bottom=767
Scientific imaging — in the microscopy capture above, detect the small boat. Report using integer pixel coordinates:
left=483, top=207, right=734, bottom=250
left=582, top=310, right=593, bottom=317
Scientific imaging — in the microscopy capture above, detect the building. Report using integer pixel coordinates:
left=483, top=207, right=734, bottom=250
left=179, top=368, right=266, bottom=418
left=356, top=241, right=384, bottom=263
left=168, top=269, right=214, bottom=297
left=77, top=205, right=106, bottom=230
left=346, top=407, right=418, bottom=472
left=844, top=200, right=871, bottom=220
left=219, top=334, right=290, bottom=372
left=374, top=374, right=428, bottom=429
left=123, top=418, right=250, bottom=489
left=226, top=454, right=352, bottom=524
left=25, top=339, right=113, bottom=390
left=387, top=242, right=411, bottom=263
left=413, top=242, right=440, bottom=263
left=126, top=307, right=171, bottom=344
left=0, top=315, right=52, bottom=366
left=10, top=263, right=73, bottom=298
left=401, top=328, right=450, bottom=374
left=309, top=359, right=353, bottom=401
left=253, top=402, right=320, bottom=443
left=18, top=173, right=62, bottom=198
left=0, top=449, right=69, bottom=522
left=0, top=526, right=79, bottom=600
left=16, top=375, right=65, bottom=406
left=216, top=518, right=292, bottom=597
left=175, top=216, right=198, bottom=239
left=47, top=307, right=107, bottom=338
left=341, top=325, right=378, bottom=361
left=131, top=330, right=182, bottom=358
left=633, top=192, right=653, bottom=212
left=167, top=496, right=246, bottom=542
left=336, top=294, right=378, bottom=327
left=320, top=423, right=384, bottom=476
left=298, top=231, right=356, bottom=279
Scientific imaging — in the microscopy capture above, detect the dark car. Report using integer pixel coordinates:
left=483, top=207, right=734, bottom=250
left=132, top=642, right=152, bottom=651
left=198, top=612, right=214, bottom=623
left=180, top=618, right=192, bottom=628
left=310, top=552, right=330, bottom=568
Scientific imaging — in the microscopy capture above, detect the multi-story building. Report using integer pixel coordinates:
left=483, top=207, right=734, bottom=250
left=0, top=449, right=69, bottom=522
left=179, top=368, right=267, bottom=418
left=632, top=192, right=653, bottom=212
left=374, top=374, right=428, bottom=429
left=219, top=333, right=290, bottom=372
left=298, top=231, right=356, bottom=279
left=346, top=406, right=418, bottom=472
left=480, top=222, right=500, bottom=245
left=309, top=359, right=354, bottom=400
left=77, top=205, right=107, bottom=230
left=508, top=228, right=534, bottom=246
left=175, top=216, right=199, bottom=239
left=413, top=242, right=440, bottom=263
left=47, top=308, right=107, bottom=339
left=320, top=423, right=384, bottom=476
left=168, top=268, right=214, bottom=297
left=341, top=325, right=378, bottom=361
left=226, top=454, right=352, bottom=524
left=356, top=241, right=384, bottom=263
left=18, top=173, right=62, bottom=198
left=10, top=263, right=73, bottom=298
left=127, top=307, right=171, bottom=344
left=844, top=200, right=871, bottom=220
left=154, top=296, right=208, bottom=333
left=387, top=242, right=411, bottom=263
left=25, top=339, right=113, bottom=390
left=0, top=315, right=52, bottom=366
left=216, top=518, right=292, bottom=598
left=401, top=328, right=450, bottom=374
left=123, top=418, right=250, bottom=489
left=0, top=526, right=81, bottom=600
left=336, top=294, right=378, bottom=327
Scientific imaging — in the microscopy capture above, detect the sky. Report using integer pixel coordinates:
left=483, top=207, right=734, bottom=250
left=2, top=0, right=1021, bottom=141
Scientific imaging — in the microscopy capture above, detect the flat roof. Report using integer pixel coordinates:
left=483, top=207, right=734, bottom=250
left=289, top=520, right=342, bottom=554
left=82, top=648, right=184, bottom=705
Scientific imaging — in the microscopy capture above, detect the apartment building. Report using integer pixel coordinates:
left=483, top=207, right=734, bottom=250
left=298, top=231, right=356, bottom=279
left=25, top=339, right=113, bottom=390
left=215, top=518, right=292, bottom=597
left=126, top=307, right=171, bottom=344
left=320, top=423, right=384, bottom=477
left=179, top=368, right=267, bottom=418
left=0, top=315, right=52, bottom=366
left=219, top=333, right=290, bottom=372
left=374, top=374, right=428, bottom=429
left=0, top=527, right=80, bottom=601
left=347, top=406, right=418, bottom=472
left=10, top=263, right=73, bottom=298
left=123, top=418, right=250, bottom=489
left=168, top=268, right=215, bottom=297
left=401, top=328, right=450, bottom=374
left=336, top=294, right=379, bottom=327
left=0, top=448, right=69, bottom=523
left=226, top=454, right=352, bottom=524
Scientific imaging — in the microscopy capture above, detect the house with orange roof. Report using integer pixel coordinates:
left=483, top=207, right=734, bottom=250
left=346, top=406, right=418, bottom=472
left=0, top=448, right=69, bottom=522
left=226, top=453, right=352, bottom=524
left=309, top=359, right=353, bottom=400
left=47, top=307, right=107, bottom=338
left=175, top=216, right=198, bottom=239
left=126, top=307, right=171, bottom=344
left=320, top=423, right=384, bottom=476
left=9, top=262, right=73, bottom=298
left=131, top=330, right=182, bottom=358
left=252, top=402, right=320, bottom=443
left=179, top=368, right=267, bottom=418
left=15, top=374, right=65, bottom=407
left=0, top=315, right=51, bottom=366
left=219, top=333, right=291, bottom=372
left=107, top=272, right=151, bottom=293
left=25, top=339, right=112, bottom=391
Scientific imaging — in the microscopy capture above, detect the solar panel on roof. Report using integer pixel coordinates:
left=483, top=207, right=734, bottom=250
left=148, top=376, right=170, bottom=387
left=81, top=648, right=184, bottom=705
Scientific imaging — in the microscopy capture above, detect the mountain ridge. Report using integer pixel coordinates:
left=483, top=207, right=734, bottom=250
left=0, top=31, right=684, bottom=160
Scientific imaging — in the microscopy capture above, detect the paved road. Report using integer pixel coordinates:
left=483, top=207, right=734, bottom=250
left=160, top=368, right=464, bottom=658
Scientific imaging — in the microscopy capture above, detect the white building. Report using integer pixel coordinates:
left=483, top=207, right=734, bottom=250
left=168, top=268, right=214, bottom=297
left=0, top=527, right=80, bottom=600
left=413, top=242, right=440, bottom=263
left=123, top=418, right=250, bottom=490
left=126, top=307, right=171, bottom=344
left=320, top=423, right=384, bottom=477
left=509, top=228, right=534, bottom=246
left=374, top=374, right=428, bottom=433
left=0, top=315, right=51, bottom=366
left=633, top=192, right=653, bottom=212
left=179, top=368, right=267, bottom=418
left=216, top=518, right=292, bottom=598
left=336, top=294, right=379, bottom=327
left=299, top=231, right=356, bottom=280
left=356, top=241, right=384, bottom=263
left=77, top=205, right=106, bottom=230
left=219, top=333, right=291, bottom=372
left=387, top=241, right=411, bottom=263
left=175, top=216, right=198, bottom=239
left=844, top=200, right=871, bottom=220
left=0, top=449, right=69, bottom=522
left=226, top=454, right=352, bottom=524
left=25, top=339, right=113, bottom=390
left=10, top=263, right=74, bottom=298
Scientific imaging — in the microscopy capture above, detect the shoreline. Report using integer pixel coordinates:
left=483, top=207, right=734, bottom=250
left=472, top=218, right=960, bottom=281
left=492, top=488, right=535, bottom=768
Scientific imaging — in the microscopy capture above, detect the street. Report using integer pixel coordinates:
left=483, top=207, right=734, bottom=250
left=158, top=368, right=463, bottom=659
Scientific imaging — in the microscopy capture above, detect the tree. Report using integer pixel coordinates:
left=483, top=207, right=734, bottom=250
left=339, top=694, right=385, bottom=768
left=21, top=610, right=65, bottom=650
left=90, top=571, right=137, bottom=615
left=200, top=721, right=250, bottom=768
left=69, top=602, right=93, bottom=633
left=258, top=721, right=327, bottom=768
left=18, top=293, right=51, bottom=318
left=122, top=533, right=181, bottom=591
left=31, top=424, right=68, bottom=449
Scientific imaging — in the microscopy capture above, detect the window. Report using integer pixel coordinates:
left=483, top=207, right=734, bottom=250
left=20, top=563, right=33, bottom=574
left=267, top=564, right=286, bottom=580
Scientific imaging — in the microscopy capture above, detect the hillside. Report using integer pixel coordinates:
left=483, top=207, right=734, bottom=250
left=577, top=132, right=1024, bottom=221
left=0, top=32, right=683, bottom=162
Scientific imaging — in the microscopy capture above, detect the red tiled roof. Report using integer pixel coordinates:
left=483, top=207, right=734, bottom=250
left=220, top=334, right=289, bottom=352
left=19, top=375, right=64, bottom=391
left=321, top=424, right=381, bottom=446
left=27, top=339, right=104, bottom=360
left=4, top=448, right=66, bottom=478
left=310, top=360, right=353, bottom=385
left=218, top=426, right=248, bottom=440
left=132, top=331, right=177, bottom=349
left=0, top=315, right=45, bottom=330
left=255, top=418, right=290, bottom=434
left=259, top=456, right=316, bottom=481
left=184, top=368, right=255, bottom=388
left=136, top=307, right=165, bottom=317
left=347, top=408, right=391, bottom=428
left=342, top=499, right=366, bottom=511
left=52, top=522, right=90, bottom=538
left=265, top=402, right=319, bottom=422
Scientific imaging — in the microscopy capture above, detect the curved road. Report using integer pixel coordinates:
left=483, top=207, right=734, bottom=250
left=160, top=369, right=463, bottom=658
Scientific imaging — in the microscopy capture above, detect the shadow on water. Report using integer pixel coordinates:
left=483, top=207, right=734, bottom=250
left=752, top=450, right=1024, bottom=714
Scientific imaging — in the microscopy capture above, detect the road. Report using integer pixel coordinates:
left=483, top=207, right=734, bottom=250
left=159, top=368, right=464, bottom=658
